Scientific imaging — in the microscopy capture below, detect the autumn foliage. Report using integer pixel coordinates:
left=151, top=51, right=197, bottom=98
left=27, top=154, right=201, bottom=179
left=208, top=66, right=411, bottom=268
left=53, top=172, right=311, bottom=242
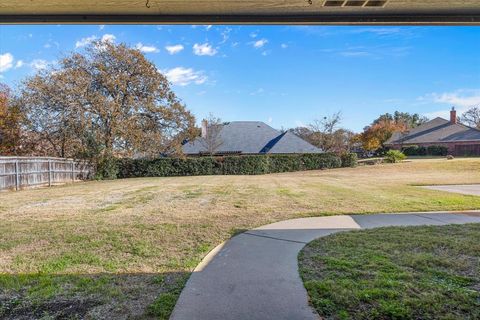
left=6, top=41, right=196, bottom=161
left=0, top=84, right=23, bottom=155
left=359, top=112, right=428, bottom=151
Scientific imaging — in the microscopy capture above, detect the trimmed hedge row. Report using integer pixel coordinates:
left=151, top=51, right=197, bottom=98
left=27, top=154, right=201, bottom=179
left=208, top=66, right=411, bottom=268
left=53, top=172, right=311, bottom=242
left=112, top=153, right=355, bottom=179
left=402, top=145, right=448, bottom=156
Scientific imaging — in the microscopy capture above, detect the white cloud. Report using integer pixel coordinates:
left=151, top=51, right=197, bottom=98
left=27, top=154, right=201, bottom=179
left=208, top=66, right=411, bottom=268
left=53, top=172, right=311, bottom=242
left=75, top=35, right=97, bottom=48
left=205, top=25, right=213, bottom=30
left=99, top=25, right=105, bottom=30
left=250, top=32, right=258, bottom=38
left=165, top=44, right=184, bottom=55
left=76, top=34, right=116, bottom=49
left=281, top=43, right=288, bottom=49
left=267, top=117, right=273, bottom=124
left=101, top=34, right=116, bottom=43
left=429, top=89, right=480, bottom=108
left=253, top=39, right=268, bottom=49
left=419, top=89, right=480, bottom=119
left=15, top=60, right=24, bottom=68
left=136, top=43, right=159, bottom=53
left=162, top=67, right=207, bottom=86
left=30, top=59, right=49, bottom=71
left=193, top=43, right=217, bottom=56
left=0, top=53, right=14, bottom=72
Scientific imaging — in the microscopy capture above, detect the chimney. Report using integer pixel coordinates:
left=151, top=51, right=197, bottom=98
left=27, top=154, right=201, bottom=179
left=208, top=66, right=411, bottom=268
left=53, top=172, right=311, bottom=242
left=201, top=119, right=208, bottom=138
left=450, top=107, right=457, bottom=124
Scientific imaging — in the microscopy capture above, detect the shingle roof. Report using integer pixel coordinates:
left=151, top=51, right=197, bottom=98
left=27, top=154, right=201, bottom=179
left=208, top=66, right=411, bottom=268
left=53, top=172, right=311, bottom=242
left=182, top=121, right=322, bottom=154
left=385, top=117, right=480, bottom=145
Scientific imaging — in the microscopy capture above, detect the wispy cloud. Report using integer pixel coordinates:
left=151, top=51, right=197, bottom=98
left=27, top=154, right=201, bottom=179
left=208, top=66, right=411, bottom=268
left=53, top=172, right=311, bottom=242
left=162, top=67, right=208, bottom=86
left=30, top=59, right=49, bottom=71
left=75, top=35, right=97, bottom=48
left=220, top=27, right=232, bottom=44
left=165, top=44, right=184, bottom=55
left=0, top=53, right=14, bottom=73
left=75, top=34, right=116, bottom=48
left=350, top=27, right=405, bottom=36
left=325, top=45, right=411, bottom=59
left=136, top=43, right=160, bottom=53
left=419, top=89, right=480, bottom=119
left=250, top=88, right=265, bottom=96
left=292, top=26, right=418, bottom=38
left=193, top=43, right=217, bottom=56
left=340, top=50, right=371, bottom=57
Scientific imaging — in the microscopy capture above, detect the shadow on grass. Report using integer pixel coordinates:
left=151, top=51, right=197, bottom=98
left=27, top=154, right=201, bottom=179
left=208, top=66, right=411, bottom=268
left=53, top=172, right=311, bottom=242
left=0, top=272, right=189, bottom=320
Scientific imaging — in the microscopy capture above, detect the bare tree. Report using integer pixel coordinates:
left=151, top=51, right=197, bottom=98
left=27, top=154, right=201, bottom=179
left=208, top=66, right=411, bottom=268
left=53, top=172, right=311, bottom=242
left=461, top=106, right=480, bottom=129
left=200, top=114, right=224, bottom=155
left=292, top=112, right=356, bottom=153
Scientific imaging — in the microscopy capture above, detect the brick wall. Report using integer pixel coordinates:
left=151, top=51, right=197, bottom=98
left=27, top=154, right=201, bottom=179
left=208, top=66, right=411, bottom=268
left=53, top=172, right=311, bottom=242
left=390, top=142, right=480, bottom=156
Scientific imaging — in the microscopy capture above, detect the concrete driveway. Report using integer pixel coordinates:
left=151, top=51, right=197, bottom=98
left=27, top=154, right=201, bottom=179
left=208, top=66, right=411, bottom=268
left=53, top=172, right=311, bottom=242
left=421, top=184, right=480, bottom=196
left=171, top=211, right=480, bottom=320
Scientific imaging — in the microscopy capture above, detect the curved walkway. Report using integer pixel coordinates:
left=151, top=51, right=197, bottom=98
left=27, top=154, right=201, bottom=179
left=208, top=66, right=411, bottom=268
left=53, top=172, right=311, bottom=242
left=171, top=211, right=480, bottom=320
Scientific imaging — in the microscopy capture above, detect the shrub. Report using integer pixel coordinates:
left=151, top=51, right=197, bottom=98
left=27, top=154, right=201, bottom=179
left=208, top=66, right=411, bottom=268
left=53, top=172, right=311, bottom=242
left=384, top=150, right=406, bottom=163
left=402, top=145, right=419, bottom=156
left=340, top=152, right=358, bottom=168
left=427, top=145, right=448, bottom=156
left=402, top=145, right=448, bottom=156
left=222, top=155, right=270, bottom=175
left=301, top=153, right=342, bottom=170
left=110, top=153, right=354, bottom=179
left=96, top=156, right=119, bottom=180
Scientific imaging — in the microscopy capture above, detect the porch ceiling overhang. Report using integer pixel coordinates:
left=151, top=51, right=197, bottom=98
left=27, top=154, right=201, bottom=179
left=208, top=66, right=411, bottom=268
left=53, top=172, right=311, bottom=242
left=1, top=0, right=480, bottom=24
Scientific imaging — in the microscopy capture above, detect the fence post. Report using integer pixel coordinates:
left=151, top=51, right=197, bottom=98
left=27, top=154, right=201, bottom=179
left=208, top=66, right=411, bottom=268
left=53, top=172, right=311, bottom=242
left=71, top=160, right=75, bottom=182
left=48, top=160, right=52, bottom=187
left=14, top=160, right=20, bottom=191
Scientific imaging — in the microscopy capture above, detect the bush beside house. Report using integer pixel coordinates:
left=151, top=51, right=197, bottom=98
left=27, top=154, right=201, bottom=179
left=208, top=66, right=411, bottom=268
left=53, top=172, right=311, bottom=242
left=384, top=150, right=406, bottom=163
left=108, top=153, right=355, bottom=179
left=402, top=145, right=448, bottom=156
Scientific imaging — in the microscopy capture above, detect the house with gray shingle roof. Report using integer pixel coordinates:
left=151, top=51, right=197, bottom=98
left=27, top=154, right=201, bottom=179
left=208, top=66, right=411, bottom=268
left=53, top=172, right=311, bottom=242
left=385, top=108, right=480, bottom=156
left=182, top=121, right=322, bottom=155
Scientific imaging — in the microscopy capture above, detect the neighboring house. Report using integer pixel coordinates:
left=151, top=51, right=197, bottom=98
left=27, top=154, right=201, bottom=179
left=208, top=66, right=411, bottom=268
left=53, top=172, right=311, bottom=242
left=182, top=121, right=322, bottom=155
left=385, top=108, right=480, bottom=156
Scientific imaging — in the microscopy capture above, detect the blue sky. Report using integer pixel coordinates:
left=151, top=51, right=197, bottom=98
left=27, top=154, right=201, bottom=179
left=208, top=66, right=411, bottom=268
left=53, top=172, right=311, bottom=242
left=0, top=25, right=479, bottom=132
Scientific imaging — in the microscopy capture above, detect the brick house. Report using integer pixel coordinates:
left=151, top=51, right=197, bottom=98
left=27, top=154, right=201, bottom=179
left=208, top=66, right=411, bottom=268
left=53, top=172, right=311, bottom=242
left=385, top=108, right=480, bottom=156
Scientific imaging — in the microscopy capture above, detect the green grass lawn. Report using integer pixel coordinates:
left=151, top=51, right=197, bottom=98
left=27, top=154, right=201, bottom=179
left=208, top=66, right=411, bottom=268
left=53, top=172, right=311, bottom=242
left=1, top=158, right=480, bottom=318
left=299, top=223, right=480, bottom=320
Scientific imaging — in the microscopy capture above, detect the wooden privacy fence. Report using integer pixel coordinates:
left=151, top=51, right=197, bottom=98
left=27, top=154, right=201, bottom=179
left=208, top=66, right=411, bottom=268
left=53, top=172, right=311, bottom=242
left=0, top=157, right=94, bottom=191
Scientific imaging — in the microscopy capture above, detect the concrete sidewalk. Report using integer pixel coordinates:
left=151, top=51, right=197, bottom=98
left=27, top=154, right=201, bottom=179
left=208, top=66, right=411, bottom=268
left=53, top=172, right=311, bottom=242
left=171, top=212, right=480, bottom=320
left=421, top=184, right=480, bottom=196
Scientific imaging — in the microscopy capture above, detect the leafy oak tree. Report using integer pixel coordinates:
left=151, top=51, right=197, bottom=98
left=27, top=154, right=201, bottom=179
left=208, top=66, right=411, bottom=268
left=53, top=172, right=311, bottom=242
left=16, top=41, right=196, bottom=162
